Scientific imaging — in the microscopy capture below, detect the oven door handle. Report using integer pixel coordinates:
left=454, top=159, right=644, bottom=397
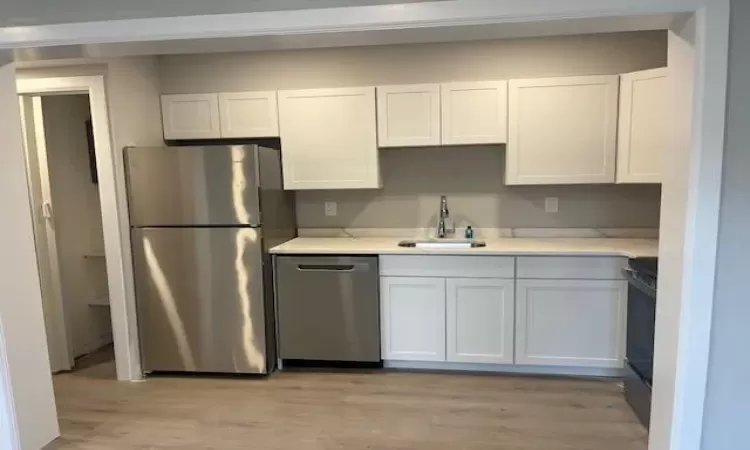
left=623, top=267, right=657, bottom=298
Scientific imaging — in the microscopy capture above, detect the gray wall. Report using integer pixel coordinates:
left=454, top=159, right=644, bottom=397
left=297, top=147, right=661, bottom=229
left=159, top=32, right=666, bottom=230
left=43, top=95, right=112, bottom=357
left=160, top=31, right=667, bottom=93
left=700, top=1, right=750, bottom=448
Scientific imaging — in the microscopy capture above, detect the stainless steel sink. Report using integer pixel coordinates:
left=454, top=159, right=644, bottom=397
left=397, top=239, right=487, bottom=249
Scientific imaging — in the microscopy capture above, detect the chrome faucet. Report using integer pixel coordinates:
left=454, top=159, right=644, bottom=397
left=436, top=196, right=454, bottom=238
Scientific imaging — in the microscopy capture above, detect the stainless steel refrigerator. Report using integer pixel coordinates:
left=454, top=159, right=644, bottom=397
left=124, top=145, right=296, bottom=375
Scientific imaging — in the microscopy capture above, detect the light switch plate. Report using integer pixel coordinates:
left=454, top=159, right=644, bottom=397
left=324, top=201, right=337, bottom=217
left=545, top=197, right=559, bottom=213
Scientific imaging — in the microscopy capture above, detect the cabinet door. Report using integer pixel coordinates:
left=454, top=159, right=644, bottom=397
left=446, top=278, right=514, bottom=364
left=441, top=81, right=508, bottom=145
left=161, top=94, right=221, bottom=139
left=219, top=91, right=279, bottom=138
left=278, top=87, right=380, bottom=190
left=617, top=68, right=668, bottom=184
left=376, top=84, right=441, bottom=147
left=515, top=279, right=626, bottom=368
left=507, top=75, right=619, bottom=185
left=380, top=277, right=446, bottom=361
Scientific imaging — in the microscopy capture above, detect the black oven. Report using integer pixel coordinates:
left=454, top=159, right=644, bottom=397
left=624, top=257, right=658, bottom=429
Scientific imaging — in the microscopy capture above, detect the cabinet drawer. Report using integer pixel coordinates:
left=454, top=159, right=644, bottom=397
left=380, top=255, right=514, bottom=278
left=516, top=257, right=627, bottom=280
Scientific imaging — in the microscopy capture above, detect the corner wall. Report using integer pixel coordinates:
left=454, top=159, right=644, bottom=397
left=0, top=61, right=59, bottom=450
left=102, top=57, right=164, bottom=380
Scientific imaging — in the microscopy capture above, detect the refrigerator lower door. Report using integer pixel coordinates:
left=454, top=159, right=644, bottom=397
left=132, top=227, right=267, bottom=374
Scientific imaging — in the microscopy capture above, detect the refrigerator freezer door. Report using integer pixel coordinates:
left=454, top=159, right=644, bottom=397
left=132, top=227, right=267, bottom=374
left=125, top=146, right=261, bottom=226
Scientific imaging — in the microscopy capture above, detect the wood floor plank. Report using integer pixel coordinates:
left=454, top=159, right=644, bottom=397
left=49, top=358, right=648, bottom=450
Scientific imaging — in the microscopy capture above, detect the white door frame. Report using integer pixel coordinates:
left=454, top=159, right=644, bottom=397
left=15, top=76, right=135, bottom=383
left=17, top=95, right=74, bottom=373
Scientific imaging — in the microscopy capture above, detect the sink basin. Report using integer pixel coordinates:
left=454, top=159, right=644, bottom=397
left=398, top=239, right=487, bottom=249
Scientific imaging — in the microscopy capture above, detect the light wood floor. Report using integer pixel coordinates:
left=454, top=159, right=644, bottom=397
left=50, top=358, right=647, bottom=450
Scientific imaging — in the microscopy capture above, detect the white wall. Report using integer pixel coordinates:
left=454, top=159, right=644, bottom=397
left=651, top=6, right=730, bottom=450
left=700, top=1, right=750, bottom=448
left=43, top=94, right=111, bottom=358
left=649, top=18, right=696, bottom=450
left=0, top=62, right=59, bottom=450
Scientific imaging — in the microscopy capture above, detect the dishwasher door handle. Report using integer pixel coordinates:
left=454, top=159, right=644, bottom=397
left=296, top=264, right=357, bottom=272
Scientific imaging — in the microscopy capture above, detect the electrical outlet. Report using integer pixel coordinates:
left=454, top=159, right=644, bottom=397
left=545, top=197, right=559, bottom=213
left=324, top=201, right=337, bottom=217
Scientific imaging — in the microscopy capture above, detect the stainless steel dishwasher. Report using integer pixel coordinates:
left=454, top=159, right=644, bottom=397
left=275, top=256, right=381, bottom=363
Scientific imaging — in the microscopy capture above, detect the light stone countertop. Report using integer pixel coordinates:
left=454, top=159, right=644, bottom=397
left=270, top=237, right=659, bottom=258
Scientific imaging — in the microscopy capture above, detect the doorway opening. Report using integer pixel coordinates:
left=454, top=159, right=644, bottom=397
left=19, top=93, right=116, bottom=379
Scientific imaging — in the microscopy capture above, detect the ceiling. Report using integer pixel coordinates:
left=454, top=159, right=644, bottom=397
left=0, top=0, right=444, bottom=27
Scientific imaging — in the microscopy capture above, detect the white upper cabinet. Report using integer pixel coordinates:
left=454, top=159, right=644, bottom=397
left=446, top=278, right=515, bottom=364
left=506, top=75, right=619, bottom=185
left=381, top=277, right=447, bottom=362
left=441, top=81, right=508, bottom=145
left=278, top=87, right=380, bottom=190
left=218, top=91, right=279, bottom=138
left=617, top=68, right=668, bottom=184
left=161, top=94, right=221, bottom=139
left=515, top=279, right=626, bottom=369
left=376, top=84, right=441, bottom=147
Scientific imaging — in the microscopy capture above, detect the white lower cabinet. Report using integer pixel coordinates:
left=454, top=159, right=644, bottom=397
left=379, top=256, right=626, bottom=376
left=380, top=276, right=514, bottom=364
left=380, top=277, right=446, bottom=361
left=515, top=279, right=627, bottom=369
left=446, top=278, right=515, bottom=364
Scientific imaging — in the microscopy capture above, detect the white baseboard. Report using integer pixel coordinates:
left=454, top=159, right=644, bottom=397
left=383, top=360, right=624, bottom=378
left=75, top=336, right=113, bottom=359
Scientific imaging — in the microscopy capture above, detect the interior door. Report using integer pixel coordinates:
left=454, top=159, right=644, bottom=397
left=18, top=95, right=73, bottom=373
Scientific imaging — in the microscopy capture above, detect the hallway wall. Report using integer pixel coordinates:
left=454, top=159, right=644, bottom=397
left=43, top=94, right=112, bottom=358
